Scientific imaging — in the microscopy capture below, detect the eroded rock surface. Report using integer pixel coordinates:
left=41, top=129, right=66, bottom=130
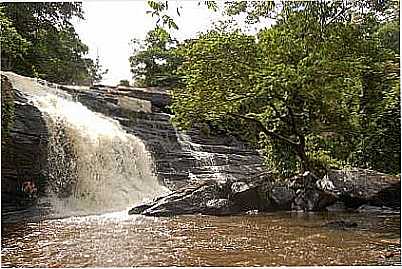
left=1, top=75, right=48, bottom=210
left=130, top=169, right=400, bottom=216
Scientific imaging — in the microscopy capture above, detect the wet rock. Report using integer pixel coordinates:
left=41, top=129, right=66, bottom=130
left=317, top=169, right=401, bottom=209
left=59, top=79, right=267, bottom=189
left=205, top=199, right=236, bottom=215
left=356, top=204, right=399, bottom=214
left=230, top=182, right=266, bottom=210
left=1, top=75, right=48, bottom=211
left=270, top=185, right=296, bottom=209
left=129, top=181, right=237, bottom=217
left=292, top=188, right=336, bottom=211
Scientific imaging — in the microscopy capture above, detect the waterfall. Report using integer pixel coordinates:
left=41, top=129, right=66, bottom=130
left=31, top=93, right=169, bottom=215
left=4, top=72, right=169, bottom=215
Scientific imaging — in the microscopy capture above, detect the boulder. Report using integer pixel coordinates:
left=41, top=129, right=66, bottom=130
left=230, top=181, right=269, bottom=210
left=129, top=181, right=239, bottom=217
left=271, top=185, right=296, bottom=209
left=318, top=169, right=401, bottom=209
left=129, top=177, right=291, bottom=216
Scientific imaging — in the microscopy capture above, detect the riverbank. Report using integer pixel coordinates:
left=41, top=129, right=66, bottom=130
left=129, top=170, right=400, bottom=216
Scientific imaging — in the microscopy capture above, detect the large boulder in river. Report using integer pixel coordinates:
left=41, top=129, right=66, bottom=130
left=291, top=169, right=400, bottom=211
left=319, top=169, right=400, bottom=209
left=129, top=176, right=297, bottom=216
left=129, top=180, right=239, bottom=216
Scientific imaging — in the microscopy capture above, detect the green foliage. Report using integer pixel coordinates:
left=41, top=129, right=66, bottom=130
left=129, top=27, right=181, bottom=87
left=119, top=80, right=130, bottom=87
left=224, top=0, right=276, bottom=24
left=87, top=55, right=109, bottom=85
left=170, top=1, right=400, bottom=176
left=0, top=2, right=107, bottom=85
left=146, top=1, right=218, bottom=30
left=172, top=30, right=258, bottom=127
left=0, top=7, right=30, bottom=68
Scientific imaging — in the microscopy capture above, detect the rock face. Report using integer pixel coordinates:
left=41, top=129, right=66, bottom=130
left=318, top=169, right=401, bottom=209
left=1, top=75, right=48, bottom=210
left=59, top=83, right=267, bottom=189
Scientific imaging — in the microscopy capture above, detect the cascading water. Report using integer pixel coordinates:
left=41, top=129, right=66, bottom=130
left=33, top=93, right=169, bottom=215
left=175, top=130, right=231, bottom=183
left=5, top=72, right=169, bottom=216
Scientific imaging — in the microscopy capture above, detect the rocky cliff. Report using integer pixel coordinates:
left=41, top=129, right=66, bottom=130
left=1, top=72, right=266, bottom=208
left=1, top=75, right=48, bottom=209
left=58, top=82, right=267, bottom=190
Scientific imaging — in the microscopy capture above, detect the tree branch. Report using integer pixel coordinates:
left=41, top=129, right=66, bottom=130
left=324, top=3, right=352, bottom=26
left=228, top=112, right=299, bottom=146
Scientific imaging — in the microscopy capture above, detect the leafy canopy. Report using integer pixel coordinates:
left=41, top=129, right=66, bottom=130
left=170, top=1, right=400, bottom=176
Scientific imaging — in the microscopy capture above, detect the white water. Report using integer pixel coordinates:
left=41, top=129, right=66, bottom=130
left=175, top=130, right=230, bottom=183
left=31, top=93, right=169, bottom=215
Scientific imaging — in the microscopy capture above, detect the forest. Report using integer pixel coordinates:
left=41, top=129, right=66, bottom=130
left=0, top=2, right=107, bottom=85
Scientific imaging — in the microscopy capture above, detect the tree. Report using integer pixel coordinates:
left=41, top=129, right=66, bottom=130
left=0, top=7, right=30, bottom=70
left=129, top=27, right=181, bottom=87
left=119, top=80, right=130, bottom=87
left=171, top=1, right=400, bottom=177
left=86, top=55, right=108, bottom=85
left=0, top=2, right=106, bottom=85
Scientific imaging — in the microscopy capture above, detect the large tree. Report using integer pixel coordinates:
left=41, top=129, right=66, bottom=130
left=170, top=1, right=400, bottom=177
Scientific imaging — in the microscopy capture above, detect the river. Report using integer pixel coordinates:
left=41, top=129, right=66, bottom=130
left=1, top=210, right=400, bottom=267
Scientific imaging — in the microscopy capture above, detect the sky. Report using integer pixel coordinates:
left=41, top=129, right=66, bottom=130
left=72, top=1, right=223, bottom=85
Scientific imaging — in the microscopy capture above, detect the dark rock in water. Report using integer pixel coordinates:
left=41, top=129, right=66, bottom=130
left=129, top=177, right=293, bottom=216
left=230, top=181, right=271, bottom=211
left=130, top=181, right=240, bottom=217
left=205, top=199, right=236, bottom=215
left=128, top=203, right=153, bottom=215
left=369, top=181, right=401, bottom=209
left=323, top=220, right=358, bottom=229
left=356, top=204, right=399, bottom=214
left=292, top=188, right=336, bottom=211
left=129, top=168, right=400, bottom=216
left=317, top=169, right=401, bottom=209
left=271, top=185, right=296, bottom=209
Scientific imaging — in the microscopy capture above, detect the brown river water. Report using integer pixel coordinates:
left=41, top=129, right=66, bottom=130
left=1, top=210, right=400, bottom=267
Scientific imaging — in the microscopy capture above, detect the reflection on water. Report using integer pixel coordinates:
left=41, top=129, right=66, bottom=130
left=1, top=211, right=400, bottom=267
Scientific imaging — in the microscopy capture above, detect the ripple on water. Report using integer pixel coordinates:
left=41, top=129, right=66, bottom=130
left=1, top=211, right=400, bottom=267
